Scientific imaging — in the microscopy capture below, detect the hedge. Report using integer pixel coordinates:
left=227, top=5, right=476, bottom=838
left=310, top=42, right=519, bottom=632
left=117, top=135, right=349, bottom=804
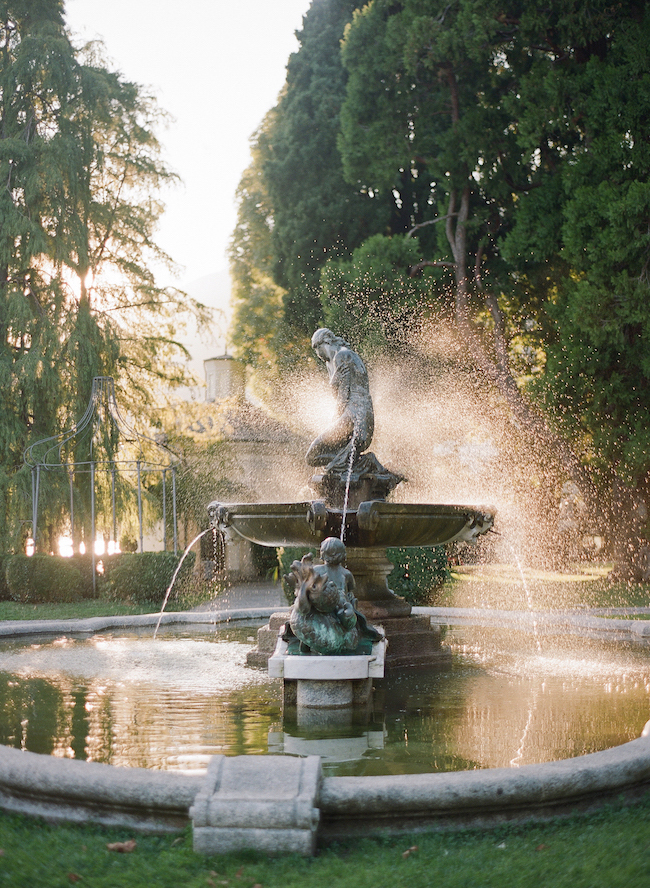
left=5, top=555, right=83, bottom=603
left=103, top=551, right=196, bottom=603
left=0, top=556, right=12, bottom=601
left=385, top=545, right=450, bottom=605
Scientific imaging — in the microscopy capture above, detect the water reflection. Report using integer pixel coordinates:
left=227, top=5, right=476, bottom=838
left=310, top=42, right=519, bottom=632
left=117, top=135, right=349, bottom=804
left=0, top=625, right=647, bottom=776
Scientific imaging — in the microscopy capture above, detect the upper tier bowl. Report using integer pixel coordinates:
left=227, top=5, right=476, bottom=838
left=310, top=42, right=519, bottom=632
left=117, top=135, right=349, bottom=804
left=208, top=500, right=495, bottom=549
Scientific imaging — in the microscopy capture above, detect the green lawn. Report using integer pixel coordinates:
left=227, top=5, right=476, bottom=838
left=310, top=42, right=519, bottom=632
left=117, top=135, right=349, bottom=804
left=0, top=600, right=154, bottom=622
left=0, top=588, right=211, bottom=622
left=439, top=562, right=650, bottom=611
left=1, top=798, right=650, bottom=888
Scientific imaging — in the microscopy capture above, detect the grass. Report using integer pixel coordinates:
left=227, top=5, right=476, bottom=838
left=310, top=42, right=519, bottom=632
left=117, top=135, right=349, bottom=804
left=1, top=797, right=650, bottom=888
left=0, top=586, right=212, bottom=622
left=438, top=562, right=650, bottom=611
left=0, top=600, right=153, bottom=622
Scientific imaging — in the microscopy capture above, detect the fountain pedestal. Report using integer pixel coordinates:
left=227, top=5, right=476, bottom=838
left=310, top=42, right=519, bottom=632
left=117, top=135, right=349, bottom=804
left=344, top=547, right=411, bottom=616
left=211, top=498, right=493, bottom=670
left=269, top=633, right=386, bottom=725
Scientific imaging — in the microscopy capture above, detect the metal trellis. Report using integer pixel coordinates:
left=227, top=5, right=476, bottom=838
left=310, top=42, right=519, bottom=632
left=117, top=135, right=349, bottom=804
left=23, top=377, right=179, bottom=590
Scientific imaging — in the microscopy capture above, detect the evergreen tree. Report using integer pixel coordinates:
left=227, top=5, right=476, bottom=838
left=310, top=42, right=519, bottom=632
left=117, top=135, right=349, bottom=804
left=230, top=0, right=395, bottom=370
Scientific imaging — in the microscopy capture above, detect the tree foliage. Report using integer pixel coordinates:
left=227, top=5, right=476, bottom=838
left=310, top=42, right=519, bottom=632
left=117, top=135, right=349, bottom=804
left=231, top=0, right=650, bottom=566
left=0, top=1, right=202, bottom=551
left=229, top=0, right=396, bottom=370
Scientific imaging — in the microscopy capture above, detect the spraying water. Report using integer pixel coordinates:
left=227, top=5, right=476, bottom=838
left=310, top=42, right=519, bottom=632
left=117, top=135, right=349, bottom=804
left=153, top=529, right=211, bottom=639
left=340, top=431, right=358, bottom=541
left=509, top=543, right=543, bottom=654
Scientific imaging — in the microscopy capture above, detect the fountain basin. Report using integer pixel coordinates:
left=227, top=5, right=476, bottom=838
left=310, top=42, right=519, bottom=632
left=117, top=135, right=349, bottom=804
left=1, top=608, right=650, bottom=848
left=208, top=500, right=494, bottom=549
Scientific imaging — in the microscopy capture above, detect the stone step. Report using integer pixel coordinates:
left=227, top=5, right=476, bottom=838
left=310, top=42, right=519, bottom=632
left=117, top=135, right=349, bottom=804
left=246, top=612, right=446, bottom=670
left=374, top=615, right=437, bottom=634
left=255, top=626, right=281, bottom=653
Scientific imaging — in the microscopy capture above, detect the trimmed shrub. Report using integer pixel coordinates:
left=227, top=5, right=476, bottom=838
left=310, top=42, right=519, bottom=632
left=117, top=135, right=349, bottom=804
left=5, top=555, right=83, bottom=603
left=66, top=554, right=97, bottom=599
left=103, top=551, right=196, bottom=604
left=386, top=546, right=450, bottom=605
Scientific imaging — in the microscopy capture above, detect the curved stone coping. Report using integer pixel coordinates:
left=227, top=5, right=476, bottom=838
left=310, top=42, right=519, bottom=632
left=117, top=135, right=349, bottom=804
left=319, top=722, right=650, bottom=840
left=0, top=744, right=203, bottom=833
left=415, top=606, right=650, bottom=640
left=0, top=607, right=278, bottom=639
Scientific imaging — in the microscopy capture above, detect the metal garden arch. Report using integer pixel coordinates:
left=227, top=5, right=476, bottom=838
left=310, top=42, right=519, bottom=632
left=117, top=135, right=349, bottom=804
left=23, top=377, right=179, bottom=587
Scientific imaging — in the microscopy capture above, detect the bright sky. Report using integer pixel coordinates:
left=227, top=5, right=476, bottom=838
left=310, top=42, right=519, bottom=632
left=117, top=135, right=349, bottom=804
left=64, top=0, right=312, bottom=308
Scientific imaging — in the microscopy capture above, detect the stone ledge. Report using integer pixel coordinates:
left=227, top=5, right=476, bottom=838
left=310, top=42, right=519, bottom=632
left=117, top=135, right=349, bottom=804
left=268, top=635, right=386, bottom=680
left=319, top=723, right=650, bottom=840
left=0, top=745, right=202, bottom=833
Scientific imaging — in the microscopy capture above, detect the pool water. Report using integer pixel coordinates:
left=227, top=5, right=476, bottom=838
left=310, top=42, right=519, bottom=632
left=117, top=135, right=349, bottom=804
left=0, top=624, right=648, bottom=777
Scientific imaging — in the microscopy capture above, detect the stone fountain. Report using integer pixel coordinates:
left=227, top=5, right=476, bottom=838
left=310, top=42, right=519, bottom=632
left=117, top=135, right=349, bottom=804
left=209, top=328, right=495, bottom=677
left=3, top=334, right=650, bottom=859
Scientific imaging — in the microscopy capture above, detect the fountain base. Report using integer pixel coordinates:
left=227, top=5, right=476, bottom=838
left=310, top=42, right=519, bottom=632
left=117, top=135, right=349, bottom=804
left=248, top=609, right=450, bottom=671
left=269, top=633, right=386, bottom=725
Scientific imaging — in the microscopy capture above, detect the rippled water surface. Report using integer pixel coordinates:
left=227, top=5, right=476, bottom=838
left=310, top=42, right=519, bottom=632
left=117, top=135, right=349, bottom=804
left=0, top=623, right=648, bottom=777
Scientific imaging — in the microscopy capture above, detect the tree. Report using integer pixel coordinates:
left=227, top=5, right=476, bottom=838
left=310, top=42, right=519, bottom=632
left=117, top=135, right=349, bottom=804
left=337, top=0, right=650, bottom=568
left=229, top=111, right=291, bottom=377
left=230, top=0, right=397, bottom=372
left=0, top=1, right=201, bottom=551
left=502, top=2, right=650, bottom=572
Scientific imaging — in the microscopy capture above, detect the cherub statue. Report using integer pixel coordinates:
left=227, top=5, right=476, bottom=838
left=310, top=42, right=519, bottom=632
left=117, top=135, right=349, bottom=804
left=284, top=537, right=382, bottom=655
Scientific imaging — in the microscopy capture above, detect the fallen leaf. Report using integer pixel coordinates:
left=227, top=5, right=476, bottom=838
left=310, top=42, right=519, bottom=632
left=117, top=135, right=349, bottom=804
left=235, top=867, right=244, bottom=879
left=207, top=879, right=216, bottom=888
left=536, top=844, right=548, bottom=851
left=496, top=842, right=507, bottom=850
left=68, top=875, right=82, bottom=883
left=106, top=839, right=137, bottom=853
left=171, top=837, right=184, bottom=847
left=0, top=850, right=4, bottom=856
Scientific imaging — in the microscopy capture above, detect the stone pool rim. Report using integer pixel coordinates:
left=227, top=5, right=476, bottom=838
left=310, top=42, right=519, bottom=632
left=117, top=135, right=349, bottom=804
left=0, top=604, right=649, bottom=851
